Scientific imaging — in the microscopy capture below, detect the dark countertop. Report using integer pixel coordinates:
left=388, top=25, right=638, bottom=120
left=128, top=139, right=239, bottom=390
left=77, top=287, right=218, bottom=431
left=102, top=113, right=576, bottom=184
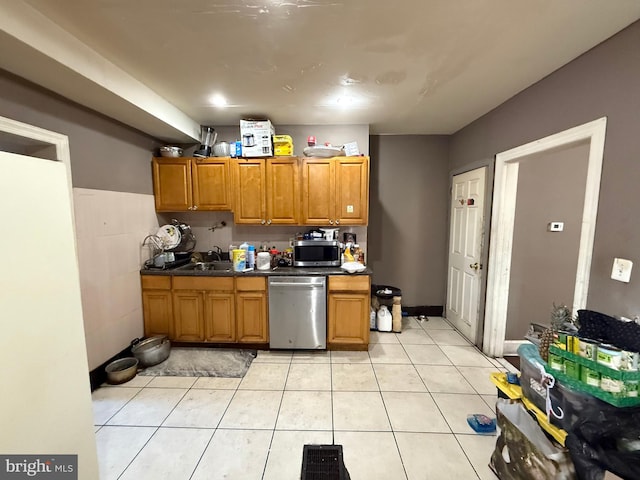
left=141, top=265, right=372, bottom=277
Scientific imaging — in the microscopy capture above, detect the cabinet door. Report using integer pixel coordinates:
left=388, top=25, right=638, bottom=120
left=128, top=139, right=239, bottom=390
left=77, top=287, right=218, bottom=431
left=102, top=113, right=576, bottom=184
left=204, top=292, right=236, bottom=342
left=152, top=158, right=192, bottom=211
left=334, top=156, right=369, bottom=225
left=328, top=292, right=369, bottom=346
left=301, top=158, right=334, bottom=225
left=142, top=290, right=173, bottom=337
left=172, top=291, right=205, bottom=341
left=236, top=292, right=268, bottom=343
left=192, top=158, right=232, bottom=211
left=266, top=157, right=299, bottom=225
left=233, top=159, right=266, bottom=224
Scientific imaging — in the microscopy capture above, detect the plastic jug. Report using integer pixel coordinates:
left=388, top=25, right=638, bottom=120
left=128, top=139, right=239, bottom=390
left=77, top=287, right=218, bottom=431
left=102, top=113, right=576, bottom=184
left=377, top=305, right=392, bottom=332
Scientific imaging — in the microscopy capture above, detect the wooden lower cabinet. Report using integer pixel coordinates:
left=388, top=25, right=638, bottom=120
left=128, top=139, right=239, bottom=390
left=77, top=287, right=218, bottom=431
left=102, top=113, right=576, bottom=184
left=204, top=292, right=235, bottom=342
left=236, top=277, right=268, bottom=343
left=143, top=274, right=369, bottom=349
left=173, top=291, right=205, bottom=341
left=141, top=275, right=173, bottom=337
left=328, top=275, right=370, bottom=349
left=147, top=275, right=267, bottom=344
left=171, top=276, right=236, bottom=343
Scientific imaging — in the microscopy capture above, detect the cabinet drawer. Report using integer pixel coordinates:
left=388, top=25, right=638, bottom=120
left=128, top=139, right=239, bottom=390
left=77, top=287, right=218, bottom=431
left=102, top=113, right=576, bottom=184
left=328, top=275, right=370, bottom=292
left=173, top=276, right=234, bottom=291
left=236, top=276, right=266, bottom=292
left=141, top=275, right=171, bottom=290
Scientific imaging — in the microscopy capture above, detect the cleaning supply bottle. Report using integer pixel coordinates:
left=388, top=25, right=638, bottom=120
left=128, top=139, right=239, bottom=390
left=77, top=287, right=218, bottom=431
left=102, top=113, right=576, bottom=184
left=246, top=245, right=255, bottom=270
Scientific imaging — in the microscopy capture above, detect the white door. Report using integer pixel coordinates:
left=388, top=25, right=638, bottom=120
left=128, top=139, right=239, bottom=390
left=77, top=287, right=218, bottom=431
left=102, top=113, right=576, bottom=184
left=446, top=167, right=486, bottom=343
left=0, top=122, right=98, bottom=476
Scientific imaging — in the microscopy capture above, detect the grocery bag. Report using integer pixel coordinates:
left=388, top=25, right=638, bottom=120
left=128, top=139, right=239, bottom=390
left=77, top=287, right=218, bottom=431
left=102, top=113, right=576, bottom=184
left=490, top=399, right=576, bottom=479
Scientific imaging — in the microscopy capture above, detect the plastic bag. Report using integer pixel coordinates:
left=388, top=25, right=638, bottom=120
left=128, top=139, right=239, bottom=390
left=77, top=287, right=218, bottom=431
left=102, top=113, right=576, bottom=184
left=490, top=399, right=576, bottom=479
left=565, top=401, right=640, bottom=480
left=577, top=309, right=640, bottom=352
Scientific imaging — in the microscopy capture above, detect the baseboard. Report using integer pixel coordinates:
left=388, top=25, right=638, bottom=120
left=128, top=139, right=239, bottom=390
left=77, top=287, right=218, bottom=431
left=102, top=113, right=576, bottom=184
left=89, top=344, right=133, bottom=391
left=402, top=305, right=444, bottom=317
left=89, top=342, right=267, bottom=391
left=503, top=340, right=529, bottom=356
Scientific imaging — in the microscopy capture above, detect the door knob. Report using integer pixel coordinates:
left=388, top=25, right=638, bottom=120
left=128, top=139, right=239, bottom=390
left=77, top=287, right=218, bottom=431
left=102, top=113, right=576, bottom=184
left=469, top=262, right=482, bottom=271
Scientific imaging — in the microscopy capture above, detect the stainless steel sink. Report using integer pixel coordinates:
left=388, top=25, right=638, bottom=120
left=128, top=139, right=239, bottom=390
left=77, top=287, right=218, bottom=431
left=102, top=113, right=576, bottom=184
left=177, top=261, right=233, bottom=271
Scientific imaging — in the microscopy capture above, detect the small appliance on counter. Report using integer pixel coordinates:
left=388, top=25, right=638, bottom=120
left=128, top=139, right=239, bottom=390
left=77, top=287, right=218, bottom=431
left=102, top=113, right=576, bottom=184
left=293, top=239, right=341, bottom=267
left=194, top=126, right=217, bottom=158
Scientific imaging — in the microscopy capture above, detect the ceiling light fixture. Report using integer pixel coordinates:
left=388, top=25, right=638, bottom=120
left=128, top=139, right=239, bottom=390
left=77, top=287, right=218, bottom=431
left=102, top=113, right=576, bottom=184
left=209, top=94, right=228, bottom=107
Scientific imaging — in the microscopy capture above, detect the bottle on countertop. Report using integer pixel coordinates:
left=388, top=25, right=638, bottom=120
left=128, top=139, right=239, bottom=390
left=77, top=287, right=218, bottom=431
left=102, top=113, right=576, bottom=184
left=343, top=243, right=354, bottom=263
left=353, top=244, right=365, bottom=265
left=246, top=245, right=255, bottom=270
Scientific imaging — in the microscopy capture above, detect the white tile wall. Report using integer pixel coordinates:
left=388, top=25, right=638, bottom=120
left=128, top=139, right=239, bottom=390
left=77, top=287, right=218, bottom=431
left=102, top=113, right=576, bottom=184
left=158, top=211, right=368, bottom=259
left=74, top=188, right=160, bottom=370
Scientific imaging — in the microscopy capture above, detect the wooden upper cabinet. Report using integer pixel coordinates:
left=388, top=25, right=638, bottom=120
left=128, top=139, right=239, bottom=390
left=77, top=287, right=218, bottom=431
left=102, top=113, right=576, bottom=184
left=233, top=158, right=266, bottom=224
left=152, top=157, right=231, bottom=212
left=334, top=157, right=369, bottom=225
left=153, top=158, right=192, bottom=211
left=301, top=158, right=334, bottom=225
left=266, top=157, right=299, bottom=225
left=192, top=158, right=232, bottom=210
left=233, top=157, right=299, bottom=225
left=301, top=156, right=369, bottom=226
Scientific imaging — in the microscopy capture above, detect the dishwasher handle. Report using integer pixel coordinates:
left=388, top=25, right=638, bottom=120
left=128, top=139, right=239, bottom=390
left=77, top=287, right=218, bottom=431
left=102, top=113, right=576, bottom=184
left=270, top=281, right=324, bottom=288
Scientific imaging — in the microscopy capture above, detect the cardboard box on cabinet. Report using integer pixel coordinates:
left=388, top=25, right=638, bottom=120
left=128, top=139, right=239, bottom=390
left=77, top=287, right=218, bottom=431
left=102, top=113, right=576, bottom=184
left=240, top=119, right=274, bottom=157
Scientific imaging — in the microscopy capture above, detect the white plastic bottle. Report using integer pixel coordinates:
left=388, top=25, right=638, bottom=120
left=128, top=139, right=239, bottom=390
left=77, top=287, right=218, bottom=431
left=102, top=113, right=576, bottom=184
left=376, top=305, right=392, bottom=332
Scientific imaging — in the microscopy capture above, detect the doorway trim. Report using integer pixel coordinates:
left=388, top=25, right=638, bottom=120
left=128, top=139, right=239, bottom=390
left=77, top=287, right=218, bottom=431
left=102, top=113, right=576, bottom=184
left=483, top=117, right=607, bottom=357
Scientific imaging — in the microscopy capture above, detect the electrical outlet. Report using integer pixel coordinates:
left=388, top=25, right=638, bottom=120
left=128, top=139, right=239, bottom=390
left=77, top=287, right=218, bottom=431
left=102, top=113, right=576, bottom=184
left=548, top=222, right=564, bottom=232
left=611, top=258, right=633, bottom=283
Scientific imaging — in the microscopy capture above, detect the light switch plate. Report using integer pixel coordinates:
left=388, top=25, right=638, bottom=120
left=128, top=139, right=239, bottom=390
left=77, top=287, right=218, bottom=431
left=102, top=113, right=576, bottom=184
left=611, top=257, right=633, bottom=283
left=548, top=222, right=564, bottom=232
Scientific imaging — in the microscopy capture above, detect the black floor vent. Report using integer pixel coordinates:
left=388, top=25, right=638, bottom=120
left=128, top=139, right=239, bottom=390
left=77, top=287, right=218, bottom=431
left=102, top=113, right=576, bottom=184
left=301, top=444, right=350, bottom=480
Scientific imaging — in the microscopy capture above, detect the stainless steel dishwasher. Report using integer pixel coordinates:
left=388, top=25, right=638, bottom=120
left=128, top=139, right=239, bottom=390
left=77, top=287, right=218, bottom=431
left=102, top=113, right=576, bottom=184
left=268, top=276, right=326, bottom=349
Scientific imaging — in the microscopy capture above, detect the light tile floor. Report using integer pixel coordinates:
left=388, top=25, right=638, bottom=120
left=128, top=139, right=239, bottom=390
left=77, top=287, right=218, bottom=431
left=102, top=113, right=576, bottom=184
left=92, top=317, right=511, bottom=480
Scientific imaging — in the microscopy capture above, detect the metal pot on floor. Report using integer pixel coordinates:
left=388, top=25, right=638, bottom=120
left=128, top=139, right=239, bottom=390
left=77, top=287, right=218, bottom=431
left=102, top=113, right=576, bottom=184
left=131, top=336, right=171, bottom=367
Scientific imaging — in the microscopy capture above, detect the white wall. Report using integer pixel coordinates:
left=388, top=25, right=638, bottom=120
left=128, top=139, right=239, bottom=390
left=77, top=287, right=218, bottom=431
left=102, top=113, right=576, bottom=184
left=74, top=188, right=159, bottom=369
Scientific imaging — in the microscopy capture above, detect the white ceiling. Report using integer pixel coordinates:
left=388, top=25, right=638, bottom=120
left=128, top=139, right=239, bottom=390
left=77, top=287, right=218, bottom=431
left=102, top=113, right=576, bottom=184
left=2, top=1, right=640, bottom=141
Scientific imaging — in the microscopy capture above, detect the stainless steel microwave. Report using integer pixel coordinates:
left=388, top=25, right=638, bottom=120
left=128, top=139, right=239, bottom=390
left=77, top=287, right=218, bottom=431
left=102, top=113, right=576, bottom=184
left=293, top=240, right=341, bottom=267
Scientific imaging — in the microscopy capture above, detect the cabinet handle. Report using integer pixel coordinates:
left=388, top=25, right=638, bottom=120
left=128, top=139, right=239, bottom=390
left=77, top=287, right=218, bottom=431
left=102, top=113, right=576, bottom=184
left=329, top=219, right=334, bottom=225
left=188, top=206, right=193, bottom=210
left=261, top=219, right=266, bottom=225
left=192, top=205, right=198, bottom=210
left=335, top=219, right=340, bottom=225
left=267, top=219, right=272, bottom=225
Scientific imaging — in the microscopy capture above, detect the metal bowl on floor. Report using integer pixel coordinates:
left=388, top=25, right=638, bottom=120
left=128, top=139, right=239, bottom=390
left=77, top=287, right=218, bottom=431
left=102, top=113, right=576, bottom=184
left=105, top=357, right=139, bottom=384
left=131, top=336, right=171, bottom=367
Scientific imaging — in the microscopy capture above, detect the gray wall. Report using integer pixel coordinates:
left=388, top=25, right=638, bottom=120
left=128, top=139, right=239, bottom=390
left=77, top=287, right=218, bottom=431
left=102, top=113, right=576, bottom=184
left=196, top=124, right=369, bottom=157
left=369, top=135, right=449, bottom=306
left=0, top=70, right=158, bottom=194
left=450, top=20, right=640, bottom=319
left=506, top=142, right=589, bottom=339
